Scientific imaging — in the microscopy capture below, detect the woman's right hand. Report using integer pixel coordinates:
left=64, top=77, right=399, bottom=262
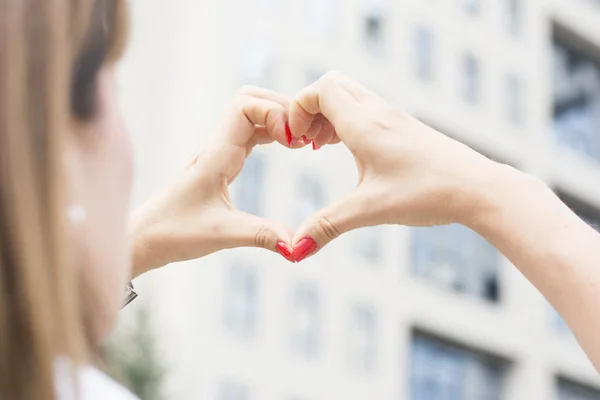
left=288, top=71, right=515, bottom=261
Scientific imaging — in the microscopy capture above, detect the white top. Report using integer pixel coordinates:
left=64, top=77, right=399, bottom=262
left=54, top=357, right=140, bottom=400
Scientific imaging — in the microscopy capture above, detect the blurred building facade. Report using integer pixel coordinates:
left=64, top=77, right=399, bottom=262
left=116, top=0, right=600, bottom=399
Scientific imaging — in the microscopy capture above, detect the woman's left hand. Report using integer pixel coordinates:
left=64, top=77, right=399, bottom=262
left=129, top=86, right=302, bottom=277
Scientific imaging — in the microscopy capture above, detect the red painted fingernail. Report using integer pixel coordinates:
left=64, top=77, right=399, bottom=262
left=301, top=135, right=312, bottom=144
left=292, top=237, right=318, bottom=263
left=285, top=123, right=293, bottom=146
left=312, top=141, right=320, bottom=151
left=276, top=241, right=294, bottom=263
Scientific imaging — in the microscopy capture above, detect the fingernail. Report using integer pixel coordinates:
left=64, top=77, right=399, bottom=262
left=312, top=141, right=320, bottom=151
left=292, top=237, right=317, bottom=263
left=285, top=123, right=293, bottom=146
left=302, top=135, right=312, bottom=144
left=276, top=241, right=294, bottom=263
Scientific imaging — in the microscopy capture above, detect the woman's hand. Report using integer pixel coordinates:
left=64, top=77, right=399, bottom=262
left=130, top=86, right=305, bottom=277
left=287, top=71, right=508, bottom=261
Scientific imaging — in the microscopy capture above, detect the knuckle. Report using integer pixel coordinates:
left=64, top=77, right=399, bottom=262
left=234, top=98, right=262, bottom=120
left=374, top=107, right=403, bottom=132
left=316, top=215, right=341, bottom=242
left=254, top=224, right=270, bottom=249
left=262, top=107, right=275, bottom=128
left=339, top=113, right=370, bottom=134
left=231, top=96, right=248, bottom=113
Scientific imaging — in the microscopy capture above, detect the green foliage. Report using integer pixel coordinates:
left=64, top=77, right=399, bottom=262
left=100, top=306, right=165, bottom=400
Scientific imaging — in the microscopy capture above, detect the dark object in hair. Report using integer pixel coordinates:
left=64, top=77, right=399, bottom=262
left=71, top=0, right=115, bottom=119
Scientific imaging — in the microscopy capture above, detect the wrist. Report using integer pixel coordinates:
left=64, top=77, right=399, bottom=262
left=129, top=208, right=164, bottom=278
left=456, top=161, right=537, bottom=229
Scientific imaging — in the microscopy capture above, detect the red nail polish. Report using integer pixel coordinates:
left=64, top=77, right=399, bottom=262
left=302, top=135, right=312, bottom=144
left=312, top=141, right=319, bottom=151
left=292, top=238, right=317, bottom=263
left=285, top=124, right=293, bottom=146
left=276, top=241, right=294, bottom=262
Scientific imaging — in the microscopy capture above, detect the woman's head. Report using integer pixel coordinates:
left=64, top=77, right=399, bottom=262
left=0, top=0, right=130, bottom=398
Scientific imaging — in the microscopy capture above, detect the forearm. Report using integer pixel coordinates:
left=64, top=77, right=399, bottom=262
left=467, top=165, right=600, bottom=368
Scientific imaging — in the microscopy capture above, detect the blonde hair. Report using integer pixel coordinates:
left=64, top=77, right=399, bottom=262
left=0, top=1, right=128, bottom=399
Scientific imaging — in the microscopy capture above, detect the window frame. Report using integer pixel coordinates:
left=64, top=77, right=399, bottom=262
left=551, top=25, right=600, bottom=163
left=459, top=52, right=481, bottom=105
left=412, top=24, right=435, bottom=83
left=409, top=331, right=507, bottom=400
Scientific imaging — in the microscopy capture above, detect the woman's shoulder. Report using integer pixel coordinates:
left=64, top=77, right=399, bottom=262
left=54, top=357, right=140, bottom=400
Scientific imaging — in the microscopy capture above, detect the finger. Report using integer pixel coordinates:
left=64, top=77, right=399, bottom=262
left=311, top=120, right=335, bottom=151
left=236, top=87, right=309, bottom=149
left=319, top=118, right=336, bottom=138
left=221, top=97, right=287, bottom=146
left=235, top=85, right=291, bottom=107
left=219, top=86, right=303, bottom=149
left=288, top=73, right=359, bottom=139
left=329, top=134, right=342, bottom=145
left=290, top=187, right=377, bottom=262
left=223, top=98, right=305, bottom=149
left=302, top=114, right=326, bottom=141
left=250, top=127, right=305, bottom=152
left=197, top=98, right=287, bottom=182
left=288, top=71, right=378, bottom=143
left=225, top=211, right=296, bottom=262
left=251, top=126, right=277, bottom=146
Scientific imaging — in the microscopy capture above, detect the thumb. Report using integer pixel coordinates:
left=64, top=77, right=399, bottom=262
left=225, top=211, right=296, bottom=262
left=291, top=188, right=374, bottom=263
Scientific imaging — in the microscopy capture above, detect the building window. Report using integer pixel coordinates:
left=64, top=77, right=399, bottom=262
left=578, top=211, right=600, bottom=232
left=557, top=378, right=600, bottom=400
left=294, top=174, right=325, bottom=228
left=582, top=215, right=600, bottom=232
left=289, top=282, right=320, bottom=359
left=347, top=304, right=377, bottom=373
left=559, top=194, right=600, bottom=233
left=411, top=224, right=500, bottom=302
left=233, top=155, right=264, bottom=216
left=459, top=53, right=481, bottom=104
left=410, top=335, right=504, bottom=400
left=505, top=0, right=523, bottom=37
left=552, top=38, right=600, bottom=162
left=574, top=201, right=600, bottom=233
left=223, top=263, right=259, bottom=339
left=241, top=40, right=275, bottom=89
left=218, top=380, right=251, bottom=400
left=412, top=26, right=434, bottom=82
left=362, top=0, right=386, bottom=57
left=506, top=74, right=524, bottom=125
left=462, top=0, right=481, bottom=15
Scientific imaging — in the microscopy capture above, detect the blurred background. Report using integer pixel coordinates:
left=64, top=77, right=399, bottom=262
left=105, top=0, right=600, bottom=399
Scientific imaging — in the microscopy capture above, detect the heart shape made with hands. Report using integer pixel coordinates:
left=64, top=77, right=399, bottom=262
left=221, top=73, right=469, bottom=267
left=214, top=79, right=377, bottom=265
left=210, top=86, right=346, bottom=265
left=264, top=123, right=336, bottom=264
left=235, top=112, right=342, bottom=264
left=137, top=75, right=447, bottom=273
